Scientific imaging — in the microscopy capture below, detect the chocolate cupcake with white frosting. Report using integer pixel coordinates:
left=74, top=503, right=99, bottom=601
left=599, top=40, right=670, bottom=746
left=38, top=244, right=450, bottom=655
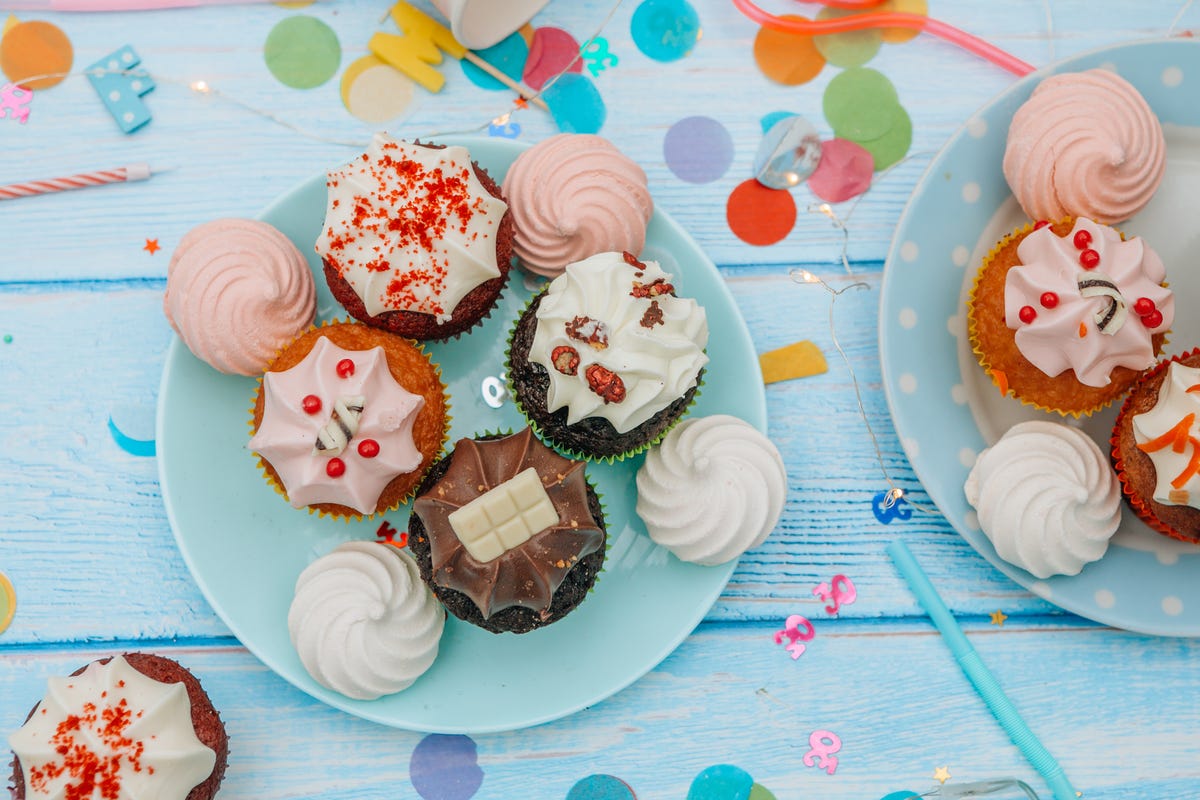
left=507, top=251, right=708, bottom=461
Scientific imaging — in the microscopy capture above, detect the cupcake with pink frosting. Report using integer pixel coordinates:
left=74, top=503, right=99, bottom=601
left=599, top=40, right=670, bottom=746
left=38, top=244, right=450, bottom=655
left=502, top=134, right=653, bottom=279
left=1003, top=69, right=1165, bottom=225
left=164, top=218, right=316, bottom=376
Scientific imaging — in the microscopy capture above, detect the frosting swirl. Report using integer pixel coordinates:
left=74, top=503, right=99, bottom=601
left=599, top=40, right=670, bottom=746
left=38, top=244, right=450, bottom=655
left=163, top=218, right=315, bottom=375
left=636, top=415, right=787, bottom=565
left=1003, top=69, right=1165, bottom=224
left=502, top=134, right=653, bottom=278
left=288, top=542, right=444, bottom=700
left=964, top=420, right=1121, bottom=578
left=315, top=134, right=508, bottom=322
left=9, top=655, right=217, bottom=800
left=528, top=252, right=708, bottom=434
left=1005, top=218, right=1172, bottom=387
left=1132, top=361, right=1200, bottom=510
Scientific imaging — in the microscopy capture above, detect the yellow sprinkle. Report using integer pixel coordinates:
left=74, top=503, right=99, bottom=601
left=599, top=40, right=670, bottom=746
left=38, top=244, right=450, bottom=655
left=759, top=340, right=828, bottom=384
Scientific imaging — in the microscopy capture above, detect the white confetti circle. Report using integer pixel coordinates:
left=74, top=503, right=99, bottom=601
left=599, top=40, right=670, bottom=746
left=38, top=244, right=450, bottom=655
left=899, top=373, right=918, bottom=394
left=964, top=509, right=979, bottom=531
left=900, top=241, right=919, bottom=262
left=950, top=383, right=967, bottom=405
left=1162, top=596, right=1184, bottom=616
left=1094, top=589, right=1116, bottom=609
left=952, top=245, right=970, bottom=267
left=966, top=116, right=987, bottom=138
left=958, top=447, right=976, bottom=468
left=962, top=182, right=981, bottom=203
left=899, top=308, right=918, bottom=329
left=902, top=437, right=920, bottom=458
left=1162, top=66, right=1183, bottom=87
left=1156, top=550, right=1179, bottom=566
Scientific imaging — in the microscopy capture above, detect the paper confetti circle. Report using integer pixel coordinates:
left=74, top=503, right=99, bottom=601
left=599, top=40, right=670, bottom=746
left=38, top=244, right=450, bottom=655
left=760, top=110, right=797, bottom=134
left=108, top=404, right=157, bottom=457
left=881, top=0, right=928, bottom=43
left=688, top=765, right=753, bottom=800
left=855, top=103, right=913, bottom=170
left=823, top=67, right=899, bottom=141
left=752, top=15, right=825, bottom=86
left=462, top=32, right=529, bottom=91
left=264, top=15, right=341, bottom=89
left=523, top=26, right=583, bottom=90
left=814, top=6, right=882, bottom=68
left=630, top=0, right=701, bottom=62
left=808, top=138, right=875, bottom=202
left=727, top=179, right=797, bottom=246
left=543, top=71, right=605, bottom=133
left=748, top=785, right=777, bottom=800
left=341, top=55, right=415, bottom=124
left=664, top=115, right=734, bottom=184
left=565, top=774, right=636, bottom=800
left=0, top=571, right=14, bottom=635
left=0, top=20, right=73, bottom=90
left=410, top=735, right=484, bottom=800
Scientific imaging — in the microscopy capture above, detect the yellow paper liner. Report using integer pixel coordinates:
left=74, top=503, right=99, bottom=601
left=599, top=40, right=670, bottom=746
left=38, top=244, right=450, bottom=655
left=966, top=217, right=1167, bottom=418
left=1111, top=348, right=1200, bottom=545
left=247, top=319, right=451, bottom=521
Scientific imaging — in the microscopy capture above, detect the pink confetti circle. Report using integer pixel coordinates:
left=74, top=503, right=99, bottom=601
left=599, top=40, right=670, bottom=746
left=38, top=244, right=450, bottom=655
left=807, top=138, right=874, bottom=203
left=523, top=27, right=583, bottom=90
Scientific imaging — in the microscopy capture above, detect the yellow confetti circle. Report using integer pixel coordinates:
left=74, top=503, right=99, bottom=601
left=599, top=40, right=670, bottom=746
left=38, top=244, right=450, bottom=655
left=881, top=0, right=928, bottom=44
left=0, top=571, right=15, bottom=635
left=341, top=55, right=415, bottom=125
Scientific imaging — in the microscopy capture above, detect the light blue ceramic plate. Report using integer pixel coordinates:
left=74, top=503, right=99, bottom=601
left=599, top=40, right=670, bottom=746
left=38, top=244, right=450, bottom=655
left=882, top=40, right=1200, bottom=637
left=157, top=137, right=766, bottom=731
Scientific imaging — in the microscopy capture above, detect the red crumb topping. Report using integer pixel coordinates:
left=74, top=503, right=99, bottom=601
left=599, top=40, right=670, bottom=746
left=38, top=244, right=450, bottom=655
left=27, top=696, right=150, bottom=800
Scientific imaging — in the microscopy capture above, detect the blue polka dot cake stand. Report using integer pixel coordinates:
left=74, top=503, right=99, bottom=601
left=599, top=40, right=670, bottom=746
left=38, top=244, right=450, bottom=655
left=881, top=39, right=1200, bottom=636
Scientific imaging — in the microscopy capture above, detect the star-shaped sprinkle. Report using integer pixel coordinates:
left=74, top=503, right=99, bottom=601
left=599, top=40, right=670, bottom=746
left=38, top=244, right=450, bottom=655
left=513, top=96, right=529, bottom=110
left=990, top=610, right=1008, bottom=626
left=143, top=238, right=160, bottom=255
left=933, top=767, right=951, bottom=784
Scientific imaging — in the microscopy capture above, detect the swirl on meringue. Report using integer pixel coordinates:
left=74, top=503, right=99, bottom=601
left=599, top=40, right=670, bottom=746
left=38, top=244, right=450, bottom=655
left=288, top=541, right=445, bottom=700
left=502, top=134, right=653, bottom=278
left=1003, top=69, right=1165, bottom=225
left=964, top=420, right=1121, bottom=579
left=636, top=415, right=787, bottom=565
left=164, top=218, right=315, bottom=375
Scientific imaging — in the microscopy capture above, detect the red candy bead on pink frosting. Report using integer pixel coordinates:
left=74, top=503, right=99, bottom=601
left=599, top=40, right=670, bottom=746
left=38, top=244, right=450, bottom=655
left=1079, top=249, right=1100, bottom=269
left=1033, top=220, right=1050, bottom=230
left=1073, top=230, right=1092, bottom=249
left=1040, top=292, right=1058, bottom=308
left=1142, top=309, right=1164, bottom=329
left=357, top=439, right=380, bottom=458
left=326, top=458, right=346, bottom=478
left=1019, top=305, right=1037, bottom=324
left=336, top=359, right=355, bottom=378
left=302, top=394, right=322, bottom=414
left=1134, top=297, right=1156, bottom=316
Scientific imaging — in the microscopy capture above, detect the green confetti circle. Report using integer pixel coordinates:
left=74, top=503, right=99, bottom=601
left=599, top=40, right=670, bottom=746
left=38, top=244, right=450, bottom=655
left=823, top=67, right=900, bottom=142
left=264, top=15, right=341, bottom=90
left=813, top=7, right=882, bottom=68
left=856, top=103, right=913, bottom=170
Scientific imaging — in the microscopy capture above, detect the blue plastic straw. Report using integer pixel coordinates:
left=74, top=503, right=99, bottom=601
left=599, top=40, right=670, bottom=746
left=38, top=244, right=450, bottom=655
left=886, top=540, right=1078, bottom=800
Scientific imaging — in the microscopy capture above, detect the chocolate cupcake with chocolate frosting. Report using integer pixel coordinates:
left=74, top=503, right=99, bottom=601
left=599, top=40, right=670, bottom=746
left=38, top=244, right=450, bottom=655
left=408, top=427, right=606, bottom=634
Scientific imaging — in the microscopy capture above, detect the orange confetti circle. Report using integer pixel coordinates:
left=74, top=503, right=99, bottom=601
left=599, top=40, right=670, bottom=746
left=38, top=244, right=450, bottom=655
left=0, top=20, right=73, bottom=90
left=727, top=179, right=797, bottom=246
left=881, top=0, right=929, bottom=44
left=753, top=14, right=825, bottom=86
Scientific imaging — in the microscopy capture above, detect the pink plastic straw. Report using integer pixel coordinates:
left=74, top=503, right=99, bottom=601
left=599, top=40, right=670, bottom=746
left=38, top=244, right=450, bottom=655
left=731, top=0, right=1036, bottom=77
left=0, top=0, right=277, bottom=10
left=0, top=163, right=152, bottom=201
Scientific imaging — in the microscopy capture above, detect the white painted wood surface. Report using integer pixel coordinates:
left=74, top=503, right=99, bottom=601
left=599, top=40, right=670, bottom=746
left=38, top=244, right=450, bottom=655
left=2, top=2, right=1199, bottom=799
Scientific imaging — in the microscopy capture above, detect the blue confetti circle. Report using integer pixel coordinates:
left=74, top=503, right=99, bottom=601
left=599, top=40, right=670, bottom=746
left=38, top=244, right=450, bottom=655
left=663, top=115, right=734, bottom=184
left=543, top=72, right=606, bottom=133
left=461, top=32, right=529, bottom=91
left=410, top=734, right=484, bottom=800
left=566, top=774, right=636, bottom=800
left=631, top=0, right=701, bottom=62
left=760, top=110, right=797, bottom=135
left=687, top=764, right=753, bottom=800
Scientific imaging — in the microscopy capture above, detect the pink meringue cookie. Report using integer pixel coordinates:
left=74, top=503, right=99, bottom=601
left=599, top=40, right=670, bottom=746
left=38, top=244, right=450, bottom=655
left=1003, top=69, right=1165, bottom=225
left=502, top=134, right=653, bottom=279
left=164, top=218, right=315, bottom=375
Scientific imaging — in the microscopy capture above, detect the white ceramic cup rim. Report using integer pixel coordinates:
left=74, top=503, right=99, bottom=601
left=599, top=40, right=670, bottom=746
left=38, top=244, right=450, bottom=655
left=430, top=0, right=552, bottom=50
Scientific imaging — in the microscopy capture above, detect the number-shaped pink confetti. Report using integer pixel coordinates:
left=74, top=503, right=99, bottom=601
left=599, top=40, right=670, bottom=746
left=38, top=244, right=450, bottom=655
left=813, top=574, right=857, bottom=614
left=803, top=730, right=842, bottom=775
left=772, top=614, right=815, bottom=659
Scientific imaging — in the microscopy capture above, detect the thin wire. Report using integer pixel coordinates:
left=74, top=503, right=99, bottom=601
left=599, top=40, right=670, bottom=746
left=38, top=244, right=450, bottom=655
left=1169, top=0, right=1195, bottom=34
left=1041, top=0, right=1056, bottom=63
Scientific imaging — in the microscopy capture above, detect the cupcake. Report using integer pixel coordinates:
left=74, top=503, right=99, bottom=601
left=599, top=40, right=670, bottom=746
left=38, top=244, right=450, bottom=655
left=1003, top=69, right=1165, bottom=225
left=249, top=322, right=448, bottom=518
left=967, top=217, right=1172, bottom=416
left=315, top=133, right=514, bottom=340
left=964, top=420, right=1121, bottom=578
left=636, top=415, right=787, bottom=565
left=408, top=427, right=606, bottom=634
left=507, top=251, right=708, bottom=460
left=164, top=217, right=316, bottom=375
left=501, top=134, right=653, bottom=280
left=1112, top=349, right=1200, bottom=544
left=288, top=541, right=445, bottom=699
left=9, top=653, right=228, bottom=800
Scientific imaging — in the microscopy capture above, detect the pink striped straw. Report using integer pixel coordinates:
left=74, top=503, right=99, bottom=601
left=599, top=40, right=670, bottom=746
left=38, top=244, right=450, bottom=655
left=0, top=163, right=153, bottom=201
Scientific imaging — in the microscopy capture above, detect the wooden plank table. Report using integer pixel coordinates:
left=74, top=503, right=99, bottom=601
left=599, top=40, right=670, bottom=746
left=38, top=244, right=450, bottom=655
left=2, top=2, right=1197, bottom=798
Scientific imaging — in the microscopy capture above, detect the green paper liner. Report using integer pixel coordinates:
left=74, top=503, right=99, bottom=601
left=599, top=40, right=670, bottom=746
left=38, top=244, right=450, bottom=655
left=504, top=290, right=706, bottom=464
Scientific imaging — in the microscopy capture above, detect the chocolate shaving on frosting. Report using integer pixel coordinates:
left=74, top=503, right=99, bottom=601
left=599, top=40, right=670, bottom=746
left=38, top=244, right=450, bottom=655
left=412, top=428, right=605, bottom=619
